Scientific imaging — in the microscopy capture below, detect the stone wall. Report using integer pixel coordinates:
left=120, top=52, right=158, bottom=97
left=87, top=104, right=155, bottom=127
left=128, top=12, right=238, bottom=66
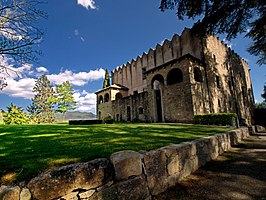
left=0, top=127, right=253, bottom=200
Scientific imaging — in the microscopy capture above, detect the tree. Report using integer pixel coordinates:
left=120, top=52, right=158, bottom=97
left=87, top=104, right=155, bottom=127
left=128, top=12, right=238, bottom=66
left=262, top=84, right=266, bottom=102
left=29, top=74, right=55, bottom=123
left=103, top=68, right=110, bottom=89
left=159, top=0, right=266, bottom=65
left=2, top=103, right=29, bottom=125
left=54, top=81, right=77, bottom=121
left=0, top=0, right=46, bottom=90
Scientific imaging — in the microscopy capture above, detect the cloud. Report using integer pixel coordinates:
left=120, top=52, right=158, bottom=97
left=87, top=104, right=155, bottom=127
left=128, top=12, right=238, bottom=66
left=77, top=0, right=97, bottom=10
left=74, top=29, right=79, bottom=36
left=47, top=68, right=105, bottom=86
left=73, top=91, right=96, bottom=112
left=36, top=67, right=48, bottom=73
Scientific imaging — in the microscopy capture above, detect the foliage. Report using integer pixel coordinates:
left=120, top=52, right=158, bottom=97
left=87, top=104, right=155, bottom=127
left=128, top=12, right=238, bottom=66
left=102, top=116, right=113, bottom=124
left=2, top=103, right=29, bottom=125
left=159, top=0, right=266, bottom=65
left=102, top=68, right=110, bottom=89
left=0, top=123, right=231, bottom=184
left=194, top=113, right=237, bottom=126
left=53, top=81, right=77, bottom=121
left=255, top=102, right=266, bottom=109
left=28, top=74, right=55, bottom=123
left=0, top=0, right=47, bottom=90
left=262, top=84, right=266, bottom=102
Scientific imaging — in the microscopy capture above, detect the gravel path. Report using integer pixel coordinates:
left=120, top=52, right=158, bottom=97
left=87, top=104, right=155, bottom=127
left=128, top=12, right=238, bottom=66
left=154, top=133, right=266, bottom=200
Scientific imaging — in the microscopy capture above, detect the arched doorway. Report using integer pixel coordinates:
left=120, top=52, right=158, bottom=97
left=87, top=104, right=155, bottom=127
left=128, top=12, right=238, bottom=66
left=152, top=74, right=164, bottom=122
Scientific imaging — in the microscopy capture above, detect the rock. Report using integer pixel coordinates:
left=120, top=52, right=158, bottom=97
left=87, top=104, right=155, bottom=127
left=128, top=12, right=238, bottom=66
left=79, top=190, right=95, bottom=199
left=110, top=150, right=144, bottom=181
left=90, top=176, right=151, bottom=200
left=143, top=149, right=168, bottom=195
left=60, top=192, right=79, bottom=200
left=20, top=188, right=31, bottom=200
left=1, top=186, right=20, bottom=200
left=27, top=158, right=113, bottom=200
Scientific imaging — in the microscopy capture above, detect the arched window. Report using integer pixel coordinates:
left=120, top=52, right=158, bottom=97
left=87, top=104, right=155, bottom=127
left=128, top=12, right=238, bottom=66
left=151, top=74, right=164, bottom=90
left=194, top=67, right=203, bottom=82
left=115, top=93, right=122, bottom=100
left=104, top=93, right=110, bottom=102
left=98, top=95, right=103, bottom=104
left=167, top=68, right=183, bottom=85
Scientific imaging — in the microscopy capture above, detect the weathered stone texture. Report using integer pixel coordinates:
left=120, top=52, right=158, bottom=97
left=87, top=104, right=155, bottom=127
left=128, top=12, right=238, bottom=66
left=0, top=186, right=20, bottom=200
left=90, top=176, right=150, bottom=200
left=20, top=188, right=31, bottom=200
left=27, top=158, right=113, bottom=200
left=110, top=150, right=144, bottom=180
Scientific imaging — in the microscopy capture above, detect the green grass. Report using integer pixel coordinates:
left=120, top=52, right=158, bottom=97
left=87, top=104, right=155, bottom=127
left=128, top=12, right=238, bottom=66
left=0, top=123, right=231, bottom=184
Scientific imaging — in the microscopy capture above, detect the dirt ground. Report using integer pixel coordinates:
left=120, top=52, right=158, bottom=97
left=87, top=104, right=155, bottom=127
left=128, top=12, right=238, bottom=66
left=154, top=133, right=266, bottom=200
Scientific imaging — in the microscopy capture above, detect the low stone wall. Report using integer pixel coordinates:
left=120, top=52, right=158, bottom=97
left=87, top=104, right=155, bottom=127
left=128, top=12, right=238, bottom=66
left=0, top=127, right=252, bottom=200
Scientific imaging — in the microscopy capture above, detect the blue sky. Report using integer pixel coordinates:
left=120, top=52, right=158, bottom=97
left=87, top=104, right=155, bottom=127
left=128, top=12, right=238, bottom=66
left=0, top=0, right=265, bottom=113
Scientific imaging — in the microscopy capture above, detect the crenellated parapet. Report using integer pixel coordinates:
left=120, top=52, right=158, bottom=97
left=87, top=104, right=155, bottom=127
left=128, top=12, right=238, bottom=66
left=112, top=28, right=203, bottom=95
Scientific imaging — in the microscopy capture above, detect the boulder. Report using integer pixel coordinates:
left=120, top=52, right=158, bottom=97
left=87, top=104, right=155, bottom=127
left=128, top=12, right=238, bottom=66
left=28, top=158, right=113, bottom=200
left=90, top=176, right=151, bottom=200
left=20, top=188, right=32, bottom=200
left=110, top=150, right=143, bottom=180
left=0, top=186, right=20, bottom=200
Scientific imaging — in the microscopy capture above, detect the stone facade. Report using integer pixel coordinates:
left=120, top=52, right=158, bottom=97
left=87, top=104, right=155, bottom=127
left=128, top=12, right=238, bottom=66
left=95, top=28, right=254, bottom=125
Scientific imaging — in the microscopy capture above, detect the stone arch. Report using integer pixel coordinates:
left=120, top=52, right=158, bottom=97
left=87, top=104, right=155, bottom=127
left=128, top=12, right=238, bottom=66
left=104, top=93, right=110, bottom=102
left=167, top=68, right=183, bottom=85
left=151, top=74, right=164, bottom=89
left=115, top=93, right=123, bottom=100
left=194, top=67, right=203, bottom=82
left=98, top=95, right=103, bottom=104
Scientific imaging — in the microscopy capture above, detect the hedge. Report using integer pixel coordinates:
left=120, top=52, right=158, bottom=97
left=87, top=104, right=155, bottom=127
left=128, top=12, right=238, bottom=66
left=194, top=113, right=237, bottom=126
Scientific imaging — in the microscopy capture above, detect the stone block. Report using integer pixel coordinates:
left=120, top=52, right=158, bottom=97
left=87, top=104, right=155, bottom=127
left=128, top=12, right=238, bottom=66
left=79, top=190, right=95, bottom=199
left=179, top=156, right=199, bottom=180
left=20, top=188, right=31, bottom=200
left=0, top=186, right=20, bottom=200
left=60, top=192, right=79, bottom=200
left=143, top=149, right=168, bottom=195
left=90, top=176, right=151, bottom=200
left=28, top=158, right=113, bottom=200
left=110, top=150, right=144, bottom=181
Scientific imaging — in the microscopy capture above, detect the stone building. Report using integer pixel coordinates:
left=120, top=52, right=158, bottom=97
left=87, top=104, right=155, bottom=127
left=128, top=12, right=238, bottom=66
left=95, top=28, right=254, bottom=125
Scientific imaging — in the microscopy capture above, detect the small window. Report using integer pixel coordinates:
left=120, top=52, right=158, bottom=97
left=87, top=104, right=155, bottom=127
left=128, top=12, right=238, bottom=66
left=213, top=54, right=216, bottom=62
left=98, top=95, right=103, bottom=104
left=194, top=67, right=203, bottom=82
left=216, top=76, right=220, bottom=88
left=167, top=68, right=183, bottom=85
left=115, top=93, right=122, bottom=100
left=218, top=99, right=221, bottom=107
left=142, top=67, right=147, bottom=80
left=104, top=93, right=110, bottom=102
left=139, top=107, right=144, bottom=114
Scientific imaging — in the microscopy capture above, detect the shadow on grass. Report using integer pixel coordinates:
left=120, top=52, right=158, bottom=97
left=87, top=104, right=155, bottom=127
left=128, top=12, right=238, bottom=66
left=0, top=123, right=231, bottom=184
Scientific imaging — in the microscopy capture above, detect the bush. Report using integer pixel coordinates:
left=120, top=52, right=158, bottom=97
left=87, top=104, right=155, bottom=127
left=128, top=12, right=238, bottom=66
left=103, top=116, right=113, bottom=124
left=3, top=104, right=29, bottom=125
left=194, top=113, right=237, bottom=126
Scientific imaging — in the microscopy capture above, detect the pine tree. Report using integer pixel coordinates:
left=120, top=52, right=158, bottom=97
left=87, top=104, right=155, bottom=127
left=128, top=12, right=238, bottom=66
left=54, top=81, right=77, bottom=121
left=30, top=74, right=55, bottom=123
left=103, top=68, right=110, bottom=89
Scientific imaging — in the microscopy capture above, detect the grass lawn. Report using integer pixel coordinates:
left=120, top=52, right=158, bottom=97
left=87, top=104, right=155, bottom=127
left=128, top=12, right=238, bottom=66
left=0, top=123, right=231, bottom=184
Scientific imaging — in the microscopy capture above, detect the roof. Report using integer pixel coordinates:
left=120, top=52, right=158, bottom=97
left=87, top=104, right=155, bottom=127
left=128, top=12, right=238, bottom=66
left=95, top=84, right=129, bottom=94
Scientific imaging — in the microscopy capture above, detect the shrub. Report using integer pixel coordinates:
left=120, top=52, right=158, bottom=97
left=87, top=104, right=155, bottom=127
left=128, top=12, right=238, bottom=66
left=103, top=116, right=113, bottom=124
left=3, top=104, right=29, bottom=125
left=194, top=113, right=237, bottom=126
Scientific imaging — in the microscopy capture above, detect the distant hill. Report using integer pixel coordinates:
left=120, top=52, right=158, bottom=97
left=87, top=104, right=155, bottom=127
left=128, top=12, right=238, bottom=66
left=55, top=111, right=96, bottom=121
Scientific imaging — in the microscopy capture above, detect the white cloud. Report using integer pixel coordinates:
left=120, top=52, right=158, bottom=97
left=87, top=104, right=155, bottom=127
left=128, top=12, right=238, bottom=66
left=36, top=67, right=48, bottom=73
left=73, top=91, right=96, bottom=113
left=80, top=36, right=85, bottom=42
left=77, top=0, right=97, bottom=10
left=74, top=29, right=79, bottom=36
left=47, top=68, right=105, bottom=86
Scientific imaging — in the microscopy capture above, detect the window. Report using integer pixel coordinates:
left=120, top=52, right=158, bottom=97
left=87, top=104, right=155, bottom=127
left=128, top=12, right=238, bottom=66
left=167, top=68, right=183, bottom=85
left=115, top=93, right=122, bottom=100
left=213, top=54, right=216, bottom=62
left=104, top=93, right=110, bottom=102
left=216, top=76, right=220, bottom=88
left=194, top=67, right=203, bottom=82
left=139, top=107, right=144, bottom=114
left=218, top=99, right=221, bottom=107
left=142, top=67, right=147, bottom=80
left=98, top=95, right=103, bottom=104
left=152, top=74, right=164, bottom=90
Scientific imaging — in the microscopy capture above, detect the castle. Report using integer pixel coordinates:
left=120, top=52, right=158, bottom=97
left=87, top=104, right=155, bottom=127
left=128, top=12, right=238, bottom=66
left=95, top=28, right=254, bottom=125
